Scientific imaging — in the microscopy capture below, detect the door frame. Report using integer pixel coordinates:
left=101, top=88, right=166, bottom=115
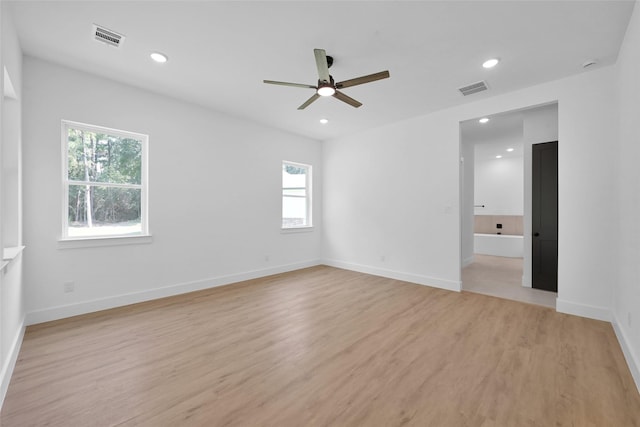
left=459, top=103, right=559, bottom=293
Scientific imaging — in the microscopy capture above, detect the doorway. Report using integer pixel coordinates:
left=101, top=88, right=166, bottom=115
left=460, top=103, right=558, bottom=308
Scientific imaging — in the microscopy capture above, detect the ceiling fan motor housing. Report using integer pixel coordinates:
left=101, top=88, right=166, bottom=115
left=319, top=75, right=335, bottom=87
left=326, top=55, right=334, bottom=68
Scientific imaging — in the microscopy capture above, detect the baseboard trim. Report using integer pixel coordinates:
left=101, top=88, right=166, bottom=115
left=556, top=298, right=611, bottom=322
left=322, top=259, right=461, bottom=292
left=612, top=314, right=640, bottom=395
left=26, top=259, right=322, bottom=325
left=462, top=256, right=474, bottom=268
left=0, top=316, right=26, bottom=409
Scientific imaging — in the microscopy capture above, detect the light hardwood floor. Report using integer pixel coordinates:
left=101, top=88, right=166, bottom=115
left=2, top=266, right=639, bottom=426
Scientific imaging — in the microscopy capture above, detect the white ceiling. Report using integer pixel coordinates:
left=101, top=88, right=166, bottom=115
left=460, top=103, right=558, bottom=163
left=461, top=109, right=525, bottom=161
left=8, top=1, right=635, bottom=141
left=461, top=111, right=524, bottom=145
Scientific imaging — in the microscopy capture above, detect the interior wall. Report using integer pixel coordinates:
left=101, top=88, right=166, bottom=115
left=323, top=65, right=616, bottom=319
left=473, top=132, right=524, bottom=216
left=614, top=0, right=640, bottom=391
left=0, top=3, right=25, bottom=407
left=22, top=57, right=323, bottom=324
left=322, top=111, right=462, bottom=291
left=461, top=117, right=525, bottom=266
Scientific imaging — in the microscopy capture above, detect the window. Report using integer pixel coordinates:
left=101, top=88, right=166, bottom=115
left=62, top=121, right=148, bottom=239
left=282, top=161, right=312, bottom=228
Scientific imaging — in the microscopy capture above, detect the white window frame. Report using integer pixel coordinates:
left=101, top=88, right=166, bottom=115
left=60, top=120, right=149, bottom=243
left=282, top=160, right=312, bottom=230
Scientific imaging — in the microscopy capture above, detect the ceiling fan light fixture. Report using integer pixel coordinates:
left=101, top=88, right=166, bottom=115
left=263, top=48, right=389, bottom=109
left=317, top=85, right=336, bottom=97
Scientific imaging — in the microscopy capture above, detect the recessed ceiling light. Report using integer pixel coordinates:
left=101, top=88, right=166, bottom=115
left=482, top=58, right=500, bottom=69
left=320, top=118, right=329, bottom=124
left=506, top=148, right=514, bottom=152
left=150, top=52, right=168, bottom=63
left=479, top=117, right=490, bottom=124
left=496, top=155, right=503, bottom=159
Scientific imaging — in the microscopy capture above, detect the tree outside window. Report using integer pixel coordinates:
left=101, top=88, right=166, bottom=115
left=62, top=121, right=148, bottom=238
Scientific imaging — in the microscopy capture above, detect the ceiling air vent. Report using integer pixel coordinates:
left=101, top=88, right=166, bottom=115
left=458, top=80, right=488, bottom=96
left=93, top=24, right=125, bottom=47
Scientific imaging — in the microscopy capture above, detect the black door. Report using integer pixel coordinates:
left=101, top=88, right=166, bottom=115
left=532, top=141, right=558, bottom=292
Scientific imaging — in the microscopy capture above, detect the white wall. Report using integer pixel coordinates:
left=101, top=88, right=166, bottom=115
left=0, top=3, right=25, bottom=407
left=474, top=134, right=524, bottom=216
left=22, top=57, right=322, bottom=324
left=322, top=111, right=462, bottom=291
left=614, top=0, right=640, bottom=392
left=323, top=65, right=617, bottom=319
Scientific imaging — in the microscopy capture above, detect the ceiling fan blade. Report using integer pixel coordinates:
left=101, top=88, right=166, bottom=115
left=314, top=49, right=331, bottom=83
left=298, top=93, right=321, bottom=110
left=336, top=71, right=390, bottom=89
left=264, top=80, right=317, bottom=89
left=333, top=90, right=362, bottom=108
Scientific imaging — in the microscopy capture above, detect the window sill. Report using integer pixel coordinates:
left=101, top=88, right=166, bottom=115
left=58, top=234, right=153, bottom=249
left=1, top=245, right=25, bottom=272
left=4, top=245, right=25, bottom=260
left=281, top=226, right=314, bottom=234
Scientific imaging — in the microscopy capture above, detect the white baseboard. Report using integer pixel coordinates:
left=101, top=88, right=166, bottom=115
left=462, top=256, right=474, bottom=268
left=612, top=314, right=640, bottom=394
left=556, top=298, right=611, bottom=322
left=323, top=259, right=461, bottom=292
left=26, top=259, right=322, bottom=325
left=1, top=316, right=26, bottom=409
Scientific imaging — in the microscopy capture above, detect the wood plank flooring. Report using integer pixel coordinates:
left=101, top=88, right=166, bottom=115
left=2, top=266, right=639, bottom=426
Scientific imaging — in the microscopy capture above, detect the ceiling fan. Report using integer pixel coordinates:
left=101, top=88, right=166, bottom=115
left=264, top=48, right=390, bottom=110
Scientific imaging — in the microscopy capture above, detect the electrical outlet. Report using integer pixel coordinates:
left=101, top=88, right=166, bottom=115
left=63, top=281, right=75, bottom=293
